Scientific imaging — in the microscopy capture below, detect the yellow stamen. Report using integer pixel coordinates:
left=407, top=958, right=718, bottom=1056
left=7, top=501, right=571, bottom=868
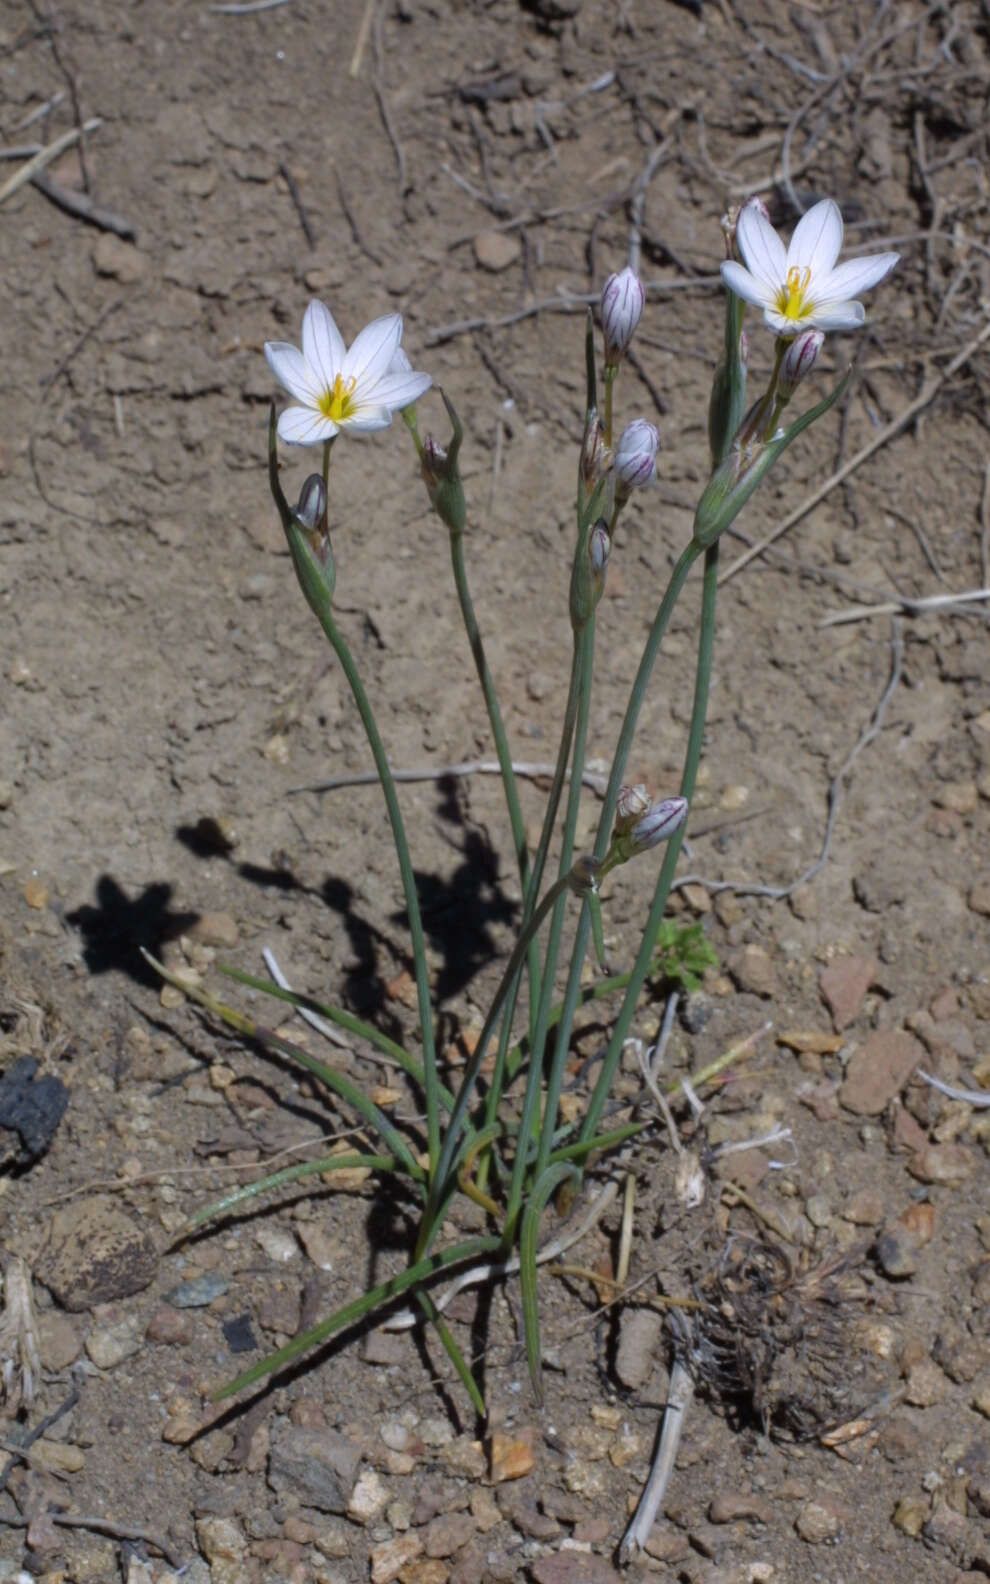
left=777, top=264, right=812, bottom=322
left=318, top=372, right=357, bottom=423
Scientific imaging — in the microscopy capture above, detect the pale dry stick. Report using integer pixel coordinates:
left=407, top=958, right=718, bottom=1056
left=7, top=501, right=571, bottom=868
left=263, top=947, right=353, bottom=1052
left=291, top=757, right=611, bottom=797
left=820, top=587, right=990, bottom=627
left=372, top=0, right=408, bottom=194
left=209, top=0, right=294, bottom=10
left=31, top=170, right=136, bottom=239
left=917, top=1070, right=990, bottom=1108
left=720, top=319, right=990, bottom=585
left=14, top=91, right=65, bottom=129
left=349, top=0, right=376, bottom=76
left=619, top=1350, right=695, bottom=1564
left=980, top=458, right=990, bottom=589
left=0, top=117, right=101, bottom=206
left=384, top=1176, right=621, bottom=1330
left=615, top=1174, right=636, bottom=1287
left=0, top=145, right=42, bottom=160
left=676, top=621, right=903, bottom=902
left=43, top=1126, right=360, bottom=1205
left=4, top=1512, right=184, bottom=1571
left=627, top=143, right=668, bottom=278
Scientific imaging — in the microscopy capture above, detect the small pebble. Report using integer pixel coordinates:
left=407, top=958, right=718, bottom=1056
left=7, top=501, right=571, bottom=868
left=146, top=1305, right=195, bottom=1345
left=255, top=1224, right=299, bottom=1262
left=876, top=1231, right=918, bottom=1279
left=190, top=910, right=240, bottom=948
left=370, top=1533, right=424, bottom=1584
left=908, top=1143, right=973, bottom=1183
left=892, top=1493, right=929, bottom=1537
left=473, top=229, right=521, bottom=272
left=166, top=1272, right=229, bottom=1307
left=794, top=1498, right=841, bottom=1543
left=85, top=1313, right=143, bottom=1369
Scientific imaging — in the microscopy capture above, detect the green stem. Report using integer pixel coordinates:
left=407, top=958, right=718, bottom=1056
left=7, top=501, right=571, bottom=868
left=579, top=539, right=720, bottom=1148
left=448, top=529, right=542, bottom=1051
left=213, top=1234, right=502, bottom=1400
left=319, top=615, right=441, bottom=1172
left=217, top=965, right=457, bottom=1115
left=479, top=633, right=584, bottom=1151
left=182, top=1153, right=397, bottom=1234
left=418, top=870, right=576, bottom=1257
left=512, top=619, right=595, bottom=1222
left=533, top=535, right=703, bottom=1144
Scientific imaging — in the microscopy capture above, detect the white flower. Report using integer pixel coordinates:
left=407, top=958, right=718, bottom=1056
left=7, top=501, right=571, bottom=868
left=265, top=300, right=432, bottom=446
left=721, top=198, right=898, bottom=336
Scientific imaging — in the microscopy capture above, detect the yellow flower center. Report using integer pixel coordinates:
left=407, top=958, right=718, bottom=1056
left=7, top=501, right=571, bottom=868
left=319, top=373, right=357, bottom=423
left=777, top=264, right=812, bottom=322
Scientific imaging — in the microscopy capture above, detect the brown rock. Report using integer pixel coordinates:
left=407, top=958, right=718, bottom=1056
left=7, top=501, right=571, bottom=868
left=37, top=1196, right=158, bottom=1311
left=93, top=235, right=147, bottom=282
left=489, top=1432, right=535, bottom=1483
left=473, top=229, right=522, bottom=272
left=839, top=1031, right=922, bottom=1115
left=37, top=1311, right=82, bottom=1368
left=907, top=1142, right=974, bottom=1184
left=729, top=942, right=776, bottom=998
left=820, top=955, right=876, bottom=1030
left=709, top=1489, right=774, bottom=1524
left=423, top=1512, right=475, bottom=1558
left=190, top=910, right=240, bottom=948
left=530, top=1555, right=623, bottom=1584
left=370, top=1533, right=424, bottom=1584
left=146, top=1305, right=194, bottom=1345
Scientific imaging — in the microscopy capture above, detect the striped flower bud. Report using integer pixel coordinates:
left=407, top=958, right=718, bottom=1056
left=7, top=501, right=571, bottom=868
left=627, top=795, right=688, bottom=852
left=778, top=329, right=824, bottom=401
left=614, top=419, right=659, bottom=494
left=601, top=266, right=645, bottom=366
left=293, top=474, right=327, bottom=532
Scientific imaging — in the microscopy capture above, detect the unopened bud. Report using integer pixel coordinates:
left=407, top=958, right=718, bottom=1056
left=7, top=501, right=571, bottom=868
left=778, top=329, right=824, bottom=400
left=568, top=853, right=602, bottom=896
left=628, top=795, right=688, bottom=852
left=589, top=521, right=610, bottom=577
left=421, top=435, right=447, bottom=487
left=614, top=783, right=652, bottom=835
left=581, top=409, right=607, bottom=490
left=720, top=198, right=769, bottom=258
left=614, top=419, right=659, bottom=494
left=294, top=474, right=327, bottom=533
left=601, top=266, right=645, bottom=365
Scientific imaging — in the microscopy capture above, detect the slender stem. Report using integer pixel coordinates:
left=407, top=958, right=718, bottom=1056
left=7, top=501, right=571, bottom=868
left=321, top=617, right=441, bottom=1171
left=213, top=1234, right=502, bottom=1400
left=448, top=530, right=542, bottom=1027
left=218, top=965, right=457, bottom=1113
left=537, top=535, right=703, bottom=1138
left=417, top=870, right=576, bottom=1257
left=525, top=620, right=595, bottom=1197
left=479, top=634, right=584, bottom=1147
left=579, top=539, right=720, bottom=1148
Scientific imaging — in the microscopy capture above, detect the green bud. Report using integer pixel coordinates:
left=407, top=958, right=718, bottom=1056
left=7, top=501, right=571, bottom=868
left=421, top=389, right=466, bottom=538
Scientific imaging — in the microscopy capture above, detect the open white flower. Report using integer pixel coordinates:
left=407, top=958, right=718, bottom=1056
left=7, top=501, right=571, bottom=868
left=721, top=198, right=898, bottom=336
left=265, top=300, right=432, bottom=446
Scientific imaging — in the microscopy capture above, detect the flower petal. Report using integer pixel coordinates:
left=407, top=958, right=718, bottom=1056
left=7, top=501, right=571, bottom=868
left=344, top=314, right=403, bottom=390
left=370, top=370, right=433, bottom=411
left=804, top=300, right=867, bottom=332
left=814, top=252, right=899, bottom=302
left=339, top=404, right=394, bottom=433
left=277, top=405, right=339, bottom=446
left=735, top=202, right=787, bottom=293
left=787, top=198, right=843, bottom=278
left=265, top=342, right=323, bottom=405
left=301, top=300, right=346, bottom=391
left=720, top=260, right=773, bottom=310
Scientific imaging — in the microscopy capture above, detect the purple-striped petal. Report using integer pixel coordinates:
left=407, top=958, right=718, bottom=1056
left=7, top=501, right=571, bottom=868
left=735, top=201, right=787, bottom=293
left=788, top=199, right=843, bottom=278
